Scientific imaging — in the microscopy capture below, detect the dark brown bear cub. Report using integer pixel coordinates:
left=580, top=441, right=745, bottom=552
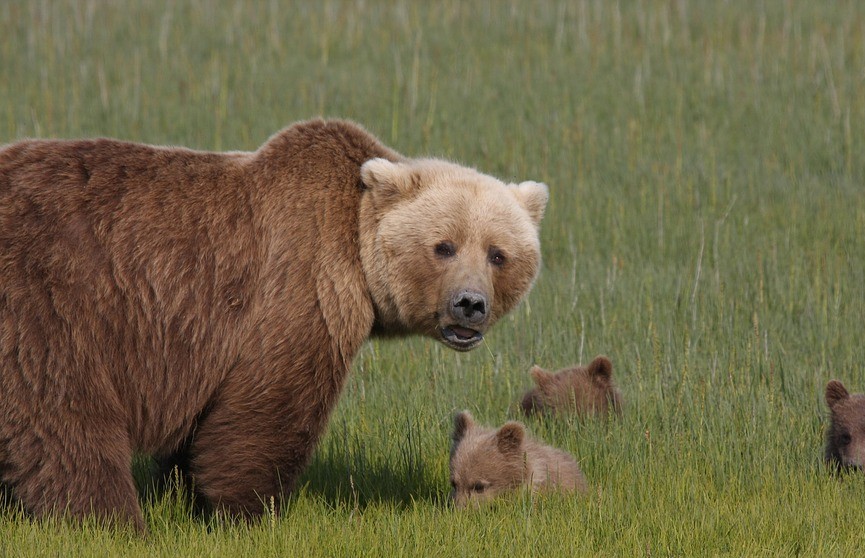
left=520, top=355, right=623, bottom=418
left=824, top=380, right=865, bottom=471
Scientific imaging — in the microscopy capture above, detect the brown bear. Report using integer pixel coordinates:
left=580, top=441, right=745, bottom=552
left=824, top=380, right=865, bottom=471
left=520, top=355, right=623, bottom=418
left=0, top=119, right=549, bottom=531
left=449, top=411, right=587, bottom=507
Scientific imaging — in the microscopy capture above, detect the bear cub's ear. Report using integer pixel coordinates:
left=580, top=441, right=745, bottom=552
left=512, top=181, right=549, bottom=228
left=453, top=411, right=475, bottom=442
left=588, top=356, right=614, bottom=383
left=361, top=158, right=417, bottom=208
left=826, top=380, right=850, bottom=409
left=496, top=422, right=526, bottom=455
left=530, top=365, right=553, bottom=389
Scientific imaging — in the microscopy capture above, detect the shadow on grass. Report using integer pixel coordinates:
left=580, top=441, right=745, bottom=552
left=133, top=454, right=212, bottom=525
left=132, top=449, right=444, bottom=520
left=0, top=481, right=22, bottom=515
left=299, top=451, right=443, bottom=510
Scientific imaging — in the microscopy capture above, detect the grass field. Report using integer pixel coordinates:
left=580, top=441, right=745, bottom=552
left=2, top=0, right=865, bottom=555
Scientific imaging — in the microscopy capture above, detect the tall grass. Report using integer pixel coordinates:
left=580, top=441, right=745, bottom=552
left=2, top=0, right=864, bottom=555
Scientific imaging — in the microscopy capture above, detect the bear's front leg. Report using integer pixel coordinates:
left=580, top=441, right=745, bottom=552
left=187, top=394, right=329, bottom=520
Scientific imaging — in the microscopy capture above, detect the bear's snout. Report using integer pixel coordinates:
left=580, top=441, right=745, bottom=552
left=438, top=290, right=489, bottom=351
left=451, top=290, right=487, bottom=325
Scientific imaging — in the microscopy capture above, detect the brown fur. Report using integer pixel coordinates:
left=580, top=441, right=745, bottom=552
left=824, top=380, right=865, bottom=471
left=449, top=411, right=587, bottom=507
left=520, top=355, right=623, bottom=418
left=0, top=119, right=548, bottom=531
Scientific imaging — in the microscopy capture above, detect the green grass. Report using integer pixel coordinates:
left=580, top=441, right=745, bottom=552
left=2, top=0, right=865, bottom=555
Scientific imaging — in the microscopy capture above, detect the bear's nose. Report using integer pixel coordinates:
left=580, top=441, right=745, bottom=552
left=452, top=290, right=487, bottom=324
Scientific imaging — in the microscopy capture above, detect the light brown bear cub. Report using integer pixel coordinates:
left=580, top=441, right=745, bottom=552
left=449, top=411, right=587, bottom=507
left=824, top=380, right=865, bottom=471
left=520, top=355, right=623, bottom=418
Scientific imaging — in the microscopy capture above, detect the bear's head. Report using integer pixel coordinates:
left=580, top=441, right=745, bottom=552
left=449, top=411, right=528, bottom=507
left=521, top=355, right=623, bottom=418
left=359, top=158, right=548, bottom=351
left=824, top=379, right=865, bottom=471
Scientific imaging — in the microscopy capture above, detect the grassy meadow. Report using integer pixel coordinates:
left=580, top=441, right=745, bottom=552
left=2, top=0, right=865, bottom=555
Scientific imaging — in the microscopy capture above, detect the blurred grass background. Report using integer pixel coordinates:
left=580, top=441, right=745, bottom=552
left=1, top=0, right=864, bottom=555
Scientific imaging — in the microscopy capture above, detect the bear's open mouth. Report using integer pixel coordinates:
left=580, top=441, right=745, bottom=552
left=440, top=325, right=484, bottom=351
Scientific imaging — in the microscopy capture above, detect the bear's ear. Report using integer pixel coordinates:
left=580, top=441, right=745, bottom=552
left=512, top=181, right=549, bottom=228
left=453, top=411, right=475, bottom=442
left=826, top=380, right=850, bottom=409
left=530, top=365, right=553, bottom=389
left=496, top=422, right=525, bottom=455
left=360, top=158, right=417, bottom=209
left=588, top=356, right=614, bottom=383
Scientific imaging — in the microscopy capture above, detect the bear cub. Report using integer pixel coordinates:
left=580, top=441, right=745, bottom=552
left=449, top=411, right=587, bottom=507
left=824, top=379, right=865, bottom=471
left=520, top=355, right=623, bottom=418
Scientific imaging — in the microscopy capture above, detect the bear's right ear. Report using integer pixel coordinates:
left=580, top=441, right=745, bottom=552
left=453, top=411, right=475, bottom=442
left=496, top=422, right=526, bottom=455
left=530, top=365, right=553, bottom=390
left=826, top=380, right=850, bottom=409
left=361, top=158, right=417, bottom=209
left=512, top=181, right=549, bottom=228
left=588, top=356, right=614, bottom=383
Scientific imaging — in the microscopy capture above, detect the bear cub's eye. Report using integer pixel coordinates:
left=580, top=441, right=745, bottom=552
left=472, top=482, right=486, bottom=493
left=838, top=432, right=852, bottom=446
left=435, top=241, right=456, bottom=258
left=489, top=247, right=506, bottom=267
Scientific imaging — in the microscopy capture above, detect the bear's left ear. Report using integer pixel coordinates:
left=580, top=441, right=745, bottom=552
left=512, top=181, right=549, bottom=228
left=360, top=158, right=417, bottom=209
left=826, top=380, right=850, bottom=409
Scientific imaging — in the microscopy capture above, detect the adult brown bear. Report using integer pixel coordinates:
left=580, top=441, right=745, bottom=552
left=0, top=119, right=548, bottom=531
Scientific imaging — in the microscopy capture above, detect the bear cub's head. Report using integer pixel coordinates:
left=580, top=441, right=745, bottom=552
left=449, top=411, right=529, bottom=507
left=521, top=355, right=623, bottom=418
left=359, top=158, right=548, bottom=351
left=824, top=379, right=865, bottom=471
left=449, top=411, right=586, bottom=508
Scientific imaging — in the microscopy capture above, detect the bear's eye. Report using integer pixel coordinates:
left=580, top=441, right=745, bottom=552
left=838, top=432, right=852, bottom=446
left=489, top=248, right=506, bottom=267
left=472, top=482, right=486, bottom=493
left=435, top=241, right=456, bottom=258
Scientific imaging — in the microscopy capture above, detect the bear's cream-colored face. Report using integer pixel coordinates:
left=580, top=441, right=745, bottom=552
left=359, top=158, right=548, bottom=351
left=449, top=412, right=527, bottom=508
left=825, top=380, right=865, bottom=470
